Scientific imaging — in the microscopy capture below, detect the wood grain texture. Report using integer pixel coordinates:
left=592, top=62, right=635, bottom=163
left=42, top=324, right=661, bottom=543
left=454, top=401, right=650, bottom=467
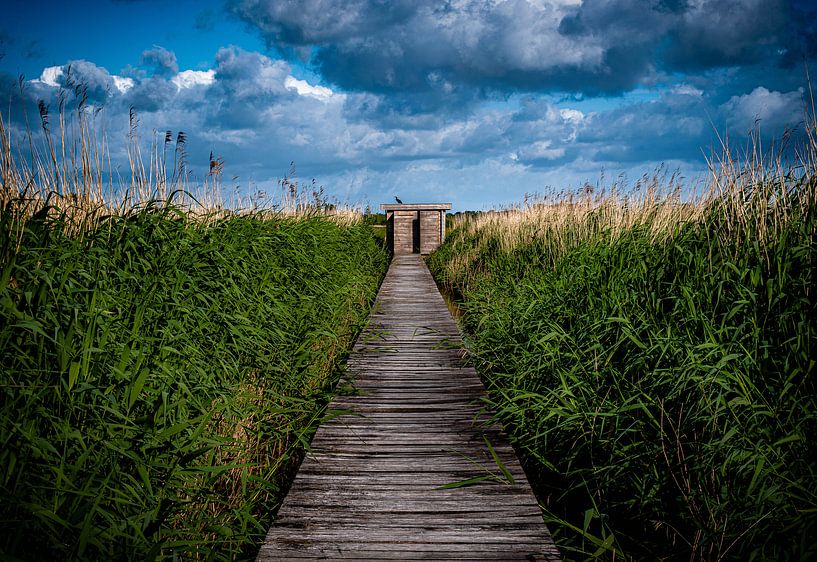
left=258, top=255, right=560, bottom=561
left=420, top=210, right=442, bottom=254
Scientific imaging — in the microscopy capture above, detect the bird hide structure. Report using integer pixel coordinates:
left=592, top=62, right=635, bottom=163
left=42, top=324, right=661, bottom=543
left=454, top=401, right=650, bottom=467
left=380, top=203, right=451, bottom=255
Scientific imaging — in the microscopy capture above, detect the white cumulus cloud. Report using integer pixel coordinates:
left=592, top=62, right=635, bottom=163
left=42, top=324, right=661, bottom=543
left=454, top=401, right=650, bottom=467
left=671, top=84, right=703, bottom=97
left=284, top=76, right=334, bottom=100
left=172, top=70, right=216, bottom=90
left=113, top=76, right=135, bottom=93
left=32, top=66, right=64, bottom=87
left=720, top=87, right=803, bottom=133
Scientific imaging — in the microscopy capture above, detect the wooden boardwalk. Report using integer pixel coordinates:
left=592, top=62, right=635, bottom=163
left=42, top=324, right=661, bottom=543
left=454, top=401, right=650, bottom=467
left=258, top=255, right=560, bottom=560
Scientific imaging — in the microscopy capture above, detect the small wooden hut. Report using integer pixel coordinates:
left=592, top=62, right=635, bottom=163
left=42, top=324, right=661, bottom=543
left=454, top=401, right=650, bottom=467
left=380, top=203, right=452, bottom=255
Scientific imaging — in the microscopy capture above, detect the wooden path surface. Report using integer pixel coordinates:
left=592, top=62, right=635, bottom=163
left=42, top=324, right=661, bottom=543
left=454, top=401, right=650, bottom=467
left=258, top=255, right=560, bottom=560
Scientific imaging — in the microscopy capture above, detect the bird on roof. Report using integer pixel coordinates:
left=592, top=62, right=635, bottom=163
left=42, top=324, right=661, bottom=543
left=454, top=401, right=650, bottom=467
left=395, top=196, right=403, bottom=204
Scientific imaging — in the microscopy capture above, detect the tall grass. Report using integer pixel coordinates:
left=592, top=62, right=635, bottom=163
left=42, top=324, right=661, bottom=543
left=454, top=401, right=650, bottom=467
left=428, top=127, right=817, bottom=559
left=1, top=81, right=359, bottom=235
left=1, top=90, right=388, bottom=559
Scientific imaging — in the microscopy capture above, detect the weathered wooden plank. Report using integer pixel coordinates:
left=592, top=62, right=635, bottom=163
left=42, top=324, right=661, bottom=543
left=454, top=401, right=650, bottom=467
left=258, top=255, right=560, bottom=560
left=258, top=541, right=559, bottom=560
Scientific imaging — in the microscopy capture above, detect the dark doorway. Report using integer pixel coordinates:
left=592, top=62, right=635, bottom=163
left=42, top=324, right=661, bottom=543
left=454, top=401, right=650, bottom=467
left=412, top=216, right=420, bottom=253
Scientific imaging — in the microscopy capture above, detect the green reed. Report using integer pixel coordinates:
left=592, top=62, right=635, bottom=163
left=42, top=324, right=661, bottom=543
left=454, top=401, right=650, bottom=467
left=428, top=138, right=816, bottom=560
left=0, top=200, right=387, bottom=560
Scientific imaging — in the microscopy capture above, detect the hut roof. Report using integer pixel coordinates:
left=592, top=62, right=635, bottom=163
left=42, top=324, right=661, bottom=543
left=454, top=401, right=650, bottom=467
left=380, top=203, right=452, bottom=211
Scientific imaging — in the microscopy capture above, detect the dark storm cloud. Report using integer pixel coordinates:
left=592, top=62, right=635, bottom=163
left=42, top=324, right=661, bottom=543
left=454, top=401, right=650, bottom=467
left=212, top=45, right=289, bottom=93
left=206, top=46, right=293, bottom=129
left=140, top=46, right=179, bottom=77
left=229, top=0, right=811, bottom=107
left=229, top=0, right=625, bottom=97
left=661, top=0, right=788, bottom=71
left=340, top=84, right=486, bottom=131
left=228, top=0, right=417, bottom=46
left=61, top=60, right=117, bottom=103
left=559, top=0, right=789, bottom=72
left=578, top=88, right=710, bottom=163
left=780, top=0, right=817, bottom=67
left=122, top=76, right=178, bottom=111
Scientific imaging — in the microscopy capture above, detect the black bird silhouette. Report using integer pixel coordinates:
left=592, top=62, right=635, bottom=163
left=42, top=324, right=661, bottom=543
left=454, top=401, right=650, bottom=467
left=395, top=196, right=403, bottom=204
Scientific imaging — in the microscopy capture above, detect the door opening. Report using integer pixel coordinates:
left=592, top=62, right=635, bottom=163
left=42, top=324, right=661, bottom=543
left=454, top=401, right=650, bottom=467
left=412, top=215, right=420, bottom=253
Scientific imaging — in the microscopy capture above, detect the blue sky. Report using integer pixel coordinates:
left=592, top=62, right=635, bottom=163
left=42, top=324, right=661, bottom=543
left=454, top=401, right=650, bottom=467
left=1, top=0, right=814, bottom=210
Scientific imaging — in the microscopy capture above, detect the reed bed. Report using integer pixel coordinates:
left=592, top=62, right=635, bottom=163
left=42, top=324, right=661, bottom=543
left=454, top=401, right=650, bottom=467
left=1, top=94, right=388, bottom=559
left=428, top=125, right=817, bottom=560
left=0, top=95, right=360, bottom=241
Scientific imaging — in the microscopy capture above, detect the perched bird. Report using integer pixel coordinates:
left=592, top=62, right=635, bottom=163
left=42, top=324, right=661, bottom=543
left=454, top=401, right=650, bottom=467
left=395, top=196, right=403, bottom=204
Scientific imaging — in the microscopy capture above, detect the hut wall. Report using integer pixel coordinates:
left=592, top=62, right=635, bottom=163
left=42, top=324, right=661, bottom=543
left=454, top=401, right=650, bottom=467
left=419, top=210, right=442, bottom=254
